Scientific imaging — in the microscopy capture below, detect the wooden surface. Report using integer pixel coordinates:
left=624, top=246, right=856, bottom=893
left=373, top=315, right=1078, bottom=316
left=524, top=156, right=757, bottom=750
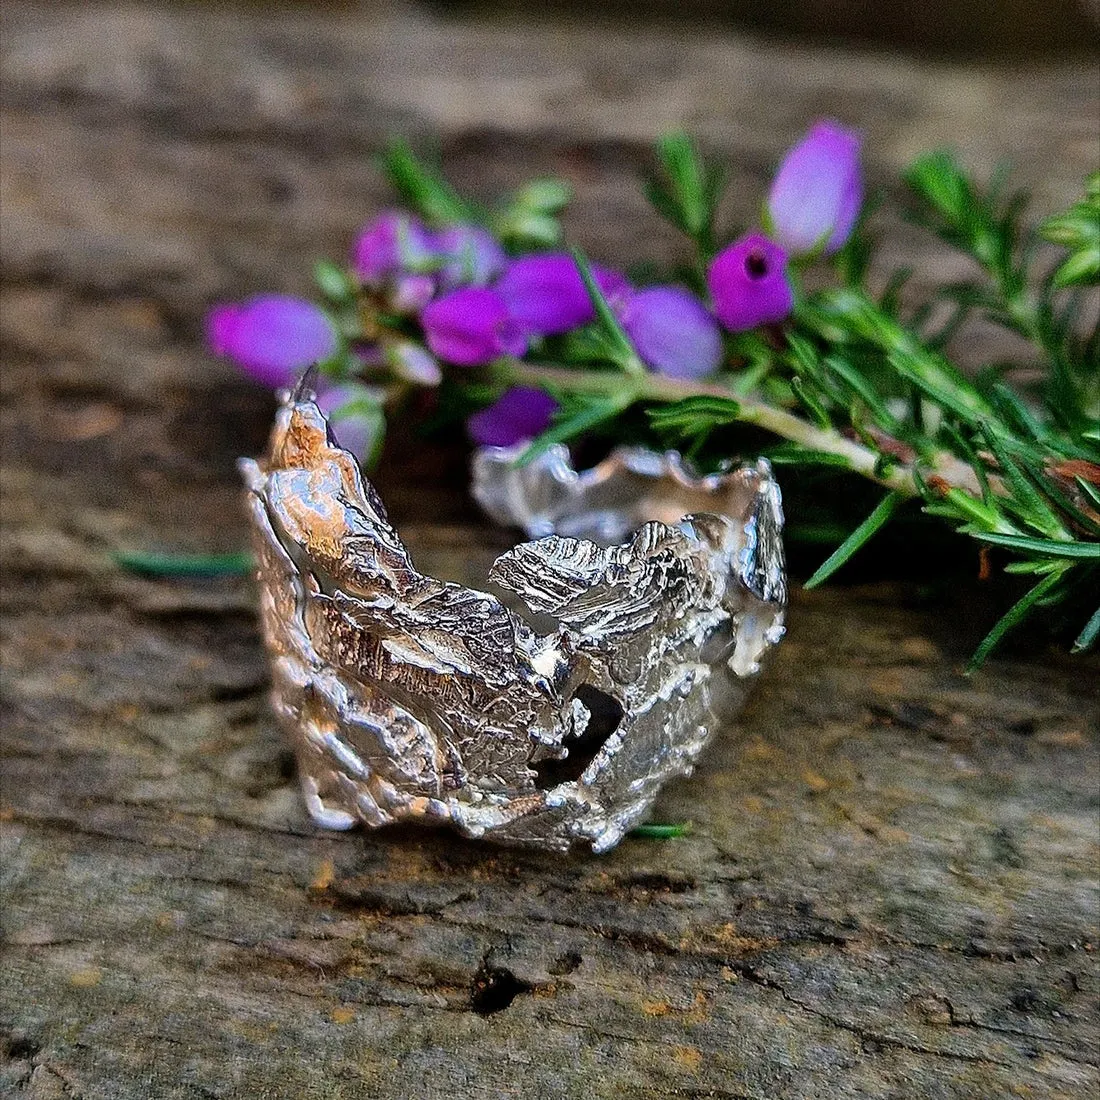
left=1, top=3, right=1098, bottom=1097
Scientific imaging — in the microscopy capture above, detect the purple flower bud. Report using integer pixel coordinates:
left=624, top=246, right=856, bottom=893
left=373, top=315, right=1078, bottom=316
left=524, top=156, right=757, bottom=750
left=494, top=253, right=630, bottom=336
left=205, top=295, right=338, bottom=388
left=389, top=273, right=437, bottom=314
left=467, top=387, right=558, bottom=448
left=433, top=224, right=507, bottom=289
left=707, top=233, right=794, bottom=333
left=768, top=121, right=862, bottom=256
left=420, top=287, right=527, bottom=366
left=619, top=286, right=722, bottom=380
left=316, top=384, right=383, bottom=464
left=351, top=211, right=435, bottom=285
left=350, top=342, right=386, bottom=370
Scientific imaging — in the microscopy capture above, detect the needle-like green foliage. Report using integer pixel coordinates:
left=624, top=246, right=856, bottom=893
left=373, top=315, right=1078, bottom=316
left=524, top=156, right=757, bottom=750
left=522, top=142, right=1099, bottom=666
left=344, top=140, right=1100, bottom=666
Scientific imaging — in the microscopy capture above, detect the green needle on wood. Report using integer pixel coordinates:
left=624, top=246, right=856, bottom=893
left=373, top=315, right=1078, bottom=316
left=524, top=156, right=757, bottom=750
left=112, top=550, right=256, bottom=578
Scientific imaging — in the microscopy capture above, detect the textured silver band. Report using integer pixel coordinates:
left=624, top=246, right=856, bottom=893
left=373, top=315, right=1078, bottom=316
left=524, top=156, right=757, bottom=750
left=240, top=389, right=786, bottom=852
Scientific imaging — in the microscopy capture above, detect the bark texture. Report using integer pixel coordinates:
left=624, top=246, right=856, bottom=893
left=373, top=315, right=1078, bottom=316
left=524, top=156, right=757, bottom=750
left=1, top=4, right=1098, bottom=1097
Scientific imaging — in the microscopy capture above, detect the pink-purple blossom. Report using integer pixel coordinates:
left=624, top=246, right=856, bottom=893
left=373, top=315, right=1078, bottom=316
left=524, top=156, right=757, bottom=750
left=494, top=253, right=630, bottom=337
left=433, top=224, right=507, bottom=289
left=421, top=287, right=527, bottom=366
left=389, top=273, right=436, bottom=314
left=351, top=211, right=435, bottom=285
left=205, top=295, right=338, bottom=388
left=707, top=233, right=794, bottom=333
left=619, top=286, right=722, bottom=379
left=768, top=121, right=862, bottom=256
left=467, top=387, right=558, bottom=447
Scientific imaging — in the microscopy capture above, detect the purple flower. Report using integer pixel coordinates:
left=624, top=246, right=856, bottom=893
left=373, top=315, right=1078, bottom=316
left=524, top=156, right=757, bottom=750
left=619, top=286, right=722, bottom=379
left=707, top=233, right=794, bottom=333
left=351, top=211, right=435, bottom=285
left=389, top=273, right=436, bottom=314
left=768, top=121, right=862, bottom=256
left=468, top=387, right=558, bottom=447
left=494, top=253, right=630, bottom=336
left=421, top=287, right=527, bottom=366
left=205, top=295, right=338, bottom=388
left=316, top=384, right=381, bottom=464
left=433, top=224, right=507, bottom=289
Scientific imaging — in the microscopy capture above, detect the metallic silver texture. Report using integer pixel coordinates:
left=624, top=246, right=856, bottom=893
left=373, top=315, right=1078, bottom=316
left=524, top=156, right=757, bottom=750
left=241, top=389, right=786, bottom=852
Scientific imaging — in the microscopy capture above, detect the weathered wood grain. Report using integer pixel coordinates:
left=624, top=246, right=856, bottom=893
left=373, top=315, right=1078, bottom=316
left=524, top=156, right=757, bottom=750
left=1, top=3, right=1098, bottom=1097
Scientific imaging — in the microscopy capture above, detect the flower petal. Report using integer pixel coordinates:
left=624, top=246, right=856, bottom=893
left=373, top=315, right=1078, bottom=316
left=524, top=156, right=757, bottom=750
left=707, top=233, right=794, bottom=333
left=768, top=121, right=862, bottom=256
left=351, top=210, right=435, bottom=284
left=205, top=304, right=242, bottom=357
left=620, top=286, right=722, bottom=379
left=494, top=253, right=630, bottom=336
left=467, top=387, right=558, bottom=447
left=208, top=295, right=338, bottom=388
left=421, top=287, right=526, bottom=366
left=433, top=224, right=507, bottom=288
left=390, top=273, right=437, bottom=314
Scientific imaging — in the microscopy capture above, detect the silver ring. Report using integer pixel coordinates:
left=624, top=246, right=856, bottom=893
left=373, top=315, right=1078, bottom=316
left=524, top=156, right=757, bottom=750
left=240, top=387, right=786, bottom=852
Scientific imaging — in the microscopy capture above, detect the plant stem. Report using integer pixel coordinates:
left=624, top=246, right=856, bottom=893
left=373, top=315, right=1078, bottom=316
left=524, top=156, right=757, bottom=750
left=496, top=359, right=983, bottom=498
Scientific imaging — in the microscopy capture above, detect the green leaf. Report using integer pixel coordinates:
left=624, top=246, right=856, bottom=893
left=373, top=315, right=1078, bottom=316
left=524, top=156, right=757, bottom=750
left=810, top=288, right=996, bottom=426
left=654, top=131, right=709, bottom=235
left=1040, top=173, right=1100, bottom=287
left=1051, top=246, right=1100, bottom=289
left=646, top=396, right=741, bottom=433
left=789, top=377, right=832, bottom=429
left=646, top=395, right=741, bottom=453
left=630, top=822, right=692, bottom=839
left=971, top=532, right=1100, bottom=560
left=987, top=382, right=1051, bottom=447
left=920, top=483, right=1005, bottom=530
left=518, top=393, right=631, bottom=465
left=804, top=492, right=904, bottom=589
left=1002, top=560, right=1061, bottom=575
left=494, top=210, right=562, bottom=248
left=113, top=550, right=255, bottom=578
left=646, top=131, right=725, bottom=258
left=1073, top=605, right=1100, bottom=653
left=977, top=427, right=1067, bottom=539
left=314, top=259, right=357, bottom=302
left=1076, top=475, right=1100, bottom=512
left=513, top=178, right=572, bottom=214
left=966, top=568, right=1066, bottom=673
left=380, top=139, right=473, bottom=224
left=559, top=325, right=635, bottom=368
left=906, top=151, right=971, bottom=223
left=763, top=444, right=853, bottom=469
left=570, top=248, right=640, bottom=371
left=823, top=354, right=905, bottom=435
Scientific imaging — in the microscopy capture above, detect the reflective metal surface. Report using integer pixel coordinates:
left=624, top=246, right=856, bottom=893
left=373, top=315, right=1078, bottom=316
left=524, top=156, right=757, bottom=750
left=241, top=389, right=786, bottom=851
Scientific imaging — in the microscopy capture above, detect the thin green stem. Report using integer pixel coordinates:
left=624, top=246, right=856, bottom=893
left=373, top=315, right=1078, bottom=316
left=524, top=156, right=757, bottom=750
left=495, top=358, right=982, bottom=499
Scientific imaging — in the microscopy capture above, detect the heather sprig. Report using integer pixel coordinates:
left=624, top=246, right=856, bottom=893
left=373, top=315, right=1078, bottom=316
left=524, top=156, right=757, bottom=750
left=206, top=127, right=1099, bottom=666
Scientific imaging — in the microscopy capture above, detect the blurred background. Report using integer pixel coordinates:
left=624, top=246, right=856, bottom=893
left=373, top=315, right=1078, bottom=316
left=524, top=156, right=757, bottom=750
left=433, top=0, right=1100, bottom=59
